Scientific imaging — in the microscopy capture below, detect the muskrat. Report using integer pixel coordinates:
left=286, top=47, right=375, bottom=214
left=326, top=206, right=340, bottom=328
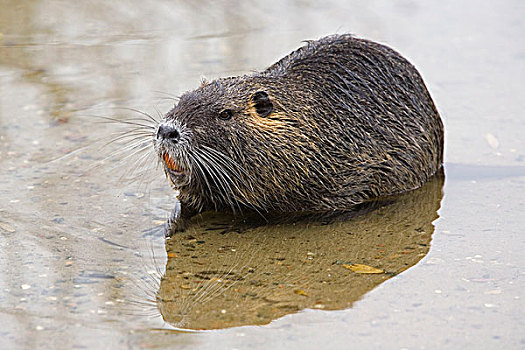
left=153, top=34, right=444, bottom=231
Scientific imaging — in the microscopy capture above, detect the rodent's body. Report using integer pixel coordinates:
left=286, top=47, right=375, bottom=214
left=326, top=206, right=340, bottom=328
left=154, top=34, right=444, bottom=215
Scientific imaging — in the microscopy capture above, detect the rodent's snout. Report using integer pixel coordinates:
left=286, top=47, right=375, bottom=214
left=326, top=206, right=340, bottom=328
left=156, top=123, right=180, bottom=144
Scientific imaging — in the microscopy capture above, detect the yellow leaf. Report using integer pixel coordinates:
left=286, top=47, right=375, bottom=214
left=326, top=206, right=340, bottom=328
left=343, top=263, right=383, bottom=274
left=294, top=289, right=308, bottom=296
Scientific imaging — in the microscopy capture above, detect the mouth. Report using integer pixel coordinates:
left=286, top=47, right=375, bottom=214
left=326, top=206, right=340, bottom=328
left=163, top=152, right=186, bottom=176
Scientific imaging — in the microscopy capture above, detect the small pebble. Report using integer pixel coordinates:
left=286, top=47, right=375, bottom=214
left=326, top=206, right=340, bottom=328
left=425, top=257, right=444, bottom=265
left=485, top=133, right=499, bottom=149
left=0, top=222, right=16, bottom=233
left=484, top=289, right=502, bottom=295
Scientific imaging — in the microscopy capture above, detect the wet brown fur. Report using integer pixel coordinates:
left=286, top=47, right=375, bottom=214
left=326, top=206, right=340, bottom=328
left=154, top=34, right=444, bottom=214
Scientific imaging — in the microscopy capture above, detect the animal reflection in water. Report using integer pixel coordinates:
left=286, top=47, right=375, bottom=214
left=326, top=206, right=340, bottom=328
left=156, top=171, right=444, bottom=330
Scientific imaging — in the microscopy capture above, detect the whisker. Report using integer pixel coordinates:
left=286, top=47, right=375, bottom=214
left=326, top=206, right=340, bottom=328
left=199, top=147, right=267, bottom=216
left=196, top=152, right=241, bottom=213
left=153, top=91, right=181, bottom=101
left=194, top=150, right=239, bottom=213
left=92, top=115, right=156, bottom=130
left=111, top=107, right=160, bottom=125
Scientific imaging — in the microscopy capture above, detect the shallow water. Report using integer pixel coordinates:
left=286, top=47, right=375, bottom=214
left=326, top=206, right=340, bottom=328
left=158, top=174, right=443, bottom=330
left=1, top=0, right=524, bottom=349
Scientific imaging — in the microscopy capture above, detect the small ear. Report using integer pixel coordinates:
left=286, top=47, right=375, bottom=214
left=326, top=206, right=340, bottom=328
left=200, top=76, right=209, bottom=87
left=252, top=91, right=273, bottom=117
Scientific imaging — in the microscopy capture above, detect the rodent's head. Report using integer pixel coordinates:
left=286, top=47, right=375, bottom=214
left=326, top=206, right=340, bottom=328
left=153, top=76, right=308, bottom=212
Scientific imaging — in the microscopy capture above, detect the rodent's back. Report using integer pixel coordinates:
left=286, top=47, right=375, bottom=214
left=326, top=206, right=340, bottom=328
left=258, top=35, right=443, bottom=206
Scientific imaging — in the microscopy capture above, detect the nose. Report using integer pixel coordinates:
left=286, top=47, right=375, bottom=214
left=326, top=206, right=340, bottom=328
left=157, top=124, right=180, bottom=143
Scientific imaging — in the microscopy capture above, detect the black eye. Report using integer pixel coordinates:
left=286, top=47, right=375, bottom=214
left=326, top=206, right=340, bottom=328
left=252, top=91, right=273, bottom=117
left=218, top=109, right=233, bottom=120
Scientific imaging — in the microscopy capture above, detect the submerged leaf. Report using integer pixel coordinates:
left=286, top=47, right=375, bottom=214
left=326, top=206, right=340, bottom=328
left=343, top=263, right=383, bottom=274
left=294, top=289, right=308, bottom=296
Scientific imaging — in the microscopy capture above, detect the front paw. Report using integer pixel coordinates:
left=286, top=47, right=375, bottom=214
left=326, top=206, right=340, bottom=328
left=164, top=201, right=197, bottom=237
left=165, top=216, right=191, bottom=237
